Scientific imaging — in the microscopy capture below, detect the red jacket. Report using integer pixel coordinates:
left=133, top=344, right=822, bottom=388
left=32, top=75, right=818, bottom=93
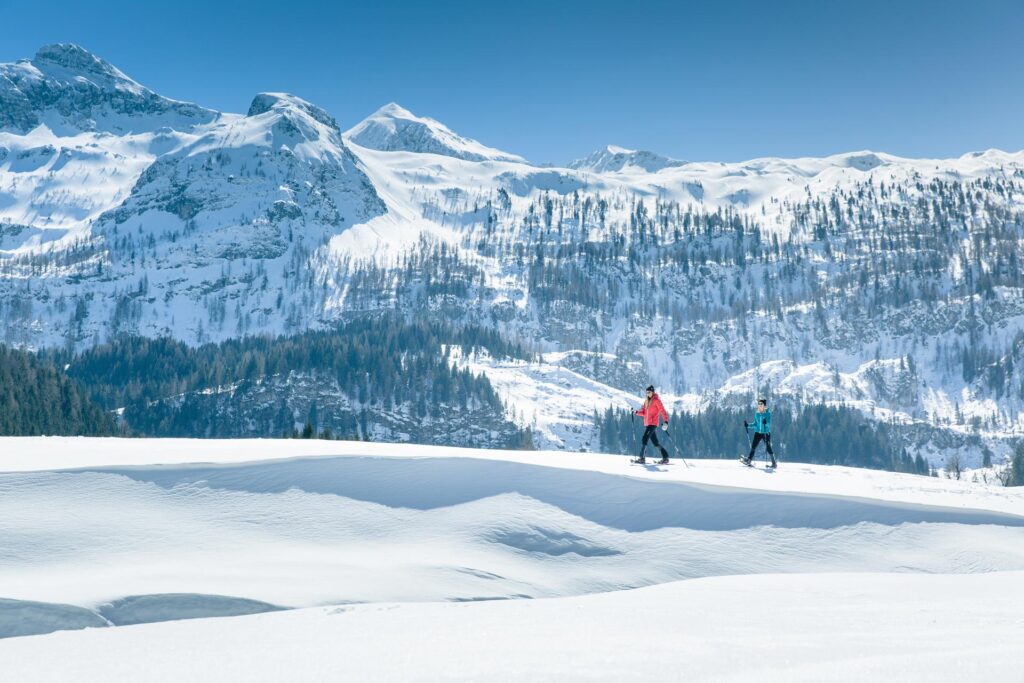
left=636, top=393, right=669, bottom=427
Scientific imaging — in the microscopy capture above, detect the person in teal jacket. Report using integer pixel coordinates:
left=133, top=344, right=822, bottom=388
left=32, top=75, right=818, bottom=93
left=743, top=398, right=777, bottom=467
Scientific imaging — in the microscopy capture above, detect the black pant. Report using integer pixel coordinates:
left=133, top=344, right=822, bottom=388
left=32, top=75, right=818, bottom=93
left=640, top=426, right=669, bottom=459
left=749, top=432, right=774, bottom=460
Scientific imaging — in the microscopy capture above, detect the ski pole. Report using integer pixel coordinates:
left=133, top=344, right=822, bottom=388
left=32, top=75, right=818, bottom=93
left=627, top=406, right=638, bottom=457
left=663, top=428, right=689, bottom=468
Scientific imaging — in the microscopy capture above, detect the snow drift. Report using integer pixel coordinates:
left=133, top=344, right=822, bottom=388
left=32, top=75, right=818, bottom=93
left=1, top=437, right=1022, bottom=642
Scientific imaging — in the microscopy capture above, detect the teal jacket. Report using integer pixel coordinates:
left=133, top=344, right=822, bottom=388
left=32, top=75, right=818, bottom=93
left=749, top=410, right=771, bottom=434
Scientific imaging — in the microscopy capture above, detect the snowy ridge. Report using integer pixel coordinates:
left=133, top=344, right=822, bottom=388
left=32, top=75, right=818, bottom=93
left=0, top=43, right=217, bottom=135
left=568, top=144, right=687, bottom=173
left=3, top=437, right=1022, bottom=514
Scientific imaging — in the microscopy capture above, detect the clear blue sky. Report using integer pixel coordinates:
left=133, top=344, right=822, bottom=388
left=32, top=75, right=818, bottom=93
left=2, top=0, right=1021, bottom=163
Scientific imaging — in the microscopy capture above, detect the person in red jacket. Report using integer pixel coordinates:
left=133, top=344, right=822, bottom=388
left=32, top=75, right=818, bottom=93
left=635, top=385, right=670, bottom=464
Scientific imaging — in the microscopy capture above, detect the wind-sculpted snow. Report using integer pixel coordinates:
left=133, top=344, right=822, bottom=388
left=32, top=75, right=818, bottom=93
left=0, top=598, right=109, bottom=638
left=96, top=594, right=283, bottom=626
left=1, top=443, right=1023, bottom=639
left=90, top=456, right=1024, bottom=531
left=0, top=594, right=281, bottom=639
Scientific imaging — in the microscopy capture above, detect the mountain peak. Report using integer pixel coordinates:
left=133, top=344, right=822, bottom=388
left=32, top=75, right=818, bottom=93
left=832, top=151, right=887, bottom=171
left=345, top=103, right=525, bottom=163
left=568, top=146, right=687, bottom=174
left=247, top=92, right=338, bottom=131
left=0, top=44, right=216, bottom=135
left=32, top=43, right=125, bottom=81
left=374, top=102, right=414, bottom=118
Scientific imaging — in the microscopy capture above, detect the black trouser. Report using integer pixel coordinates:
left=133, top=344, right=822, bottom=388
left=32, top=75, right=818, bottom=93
left=640, top=426, right=669, bottom=459
left=749, top=432, right=774, bottom=460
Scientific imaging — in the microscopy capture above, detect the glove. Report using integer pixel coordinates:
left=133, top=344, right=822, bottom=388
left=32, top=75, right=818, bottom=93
left=661, top=423, right=668, bottom=432
left=743, top=420, right=749, bottom=430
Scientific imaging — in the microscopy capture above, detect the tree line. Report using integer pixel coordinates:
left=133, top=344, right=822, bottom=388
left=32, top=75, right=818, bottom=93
left=0, top=345, right=117, bottom=436
left=39, top=315, right=533, bottom=446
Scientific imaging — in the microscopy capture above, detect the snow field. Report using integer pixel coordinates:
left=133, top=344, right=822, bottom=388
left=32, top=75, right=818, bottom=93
left=1, top=437, right=1022, bottom=644
left=1, top=571, right=1022, bottom=682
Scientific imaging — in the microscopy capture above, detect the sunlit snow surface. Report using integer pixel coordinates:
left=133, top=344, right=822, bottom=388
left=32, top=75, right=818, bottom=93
left=1, top=436, right=1023, bottom=681
left=3, top=572, right=1022, bottom=682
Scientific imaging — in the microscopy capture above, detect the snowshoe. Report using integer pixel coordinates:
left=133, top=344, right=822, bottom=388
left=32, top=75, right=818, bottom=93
left=631, top=457, right=647, bottom=465
left=658, top=457, right=670, bottom=465
left=739, top=455, right=753, bottom=467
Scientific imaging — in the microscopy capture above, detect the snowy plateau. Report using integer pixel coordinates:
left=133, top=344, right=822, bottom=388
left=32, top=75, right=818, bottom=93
left=4, top=44, right=1024, bottom=471
left=0, top=436, right=1022, bottom=681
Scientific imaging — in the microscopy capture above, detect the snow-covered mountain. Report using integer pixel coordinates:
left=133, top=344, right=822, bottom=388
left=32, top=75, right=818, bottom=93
left=0, top=43, right=216, bottom=135
left=344, top=102, right=525, bottom=163
left=96, top=91, right=383, bottom=265
left=3, top=44, right=1024, bottom=469
left=568, top=144, right=687, bottom=173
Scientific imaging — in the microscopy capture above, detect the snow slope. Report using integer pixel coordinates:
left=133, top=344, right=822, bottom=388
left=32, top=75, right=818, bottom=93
left=2, top=437, right=1022, bottom=679
left=1, top=437, right=1022, bottom=650
left=0, top=124, right=183, bottom=249
left=3, top=436, right=1022, bottom=514
left=2, top=571, right=1021, bottom=682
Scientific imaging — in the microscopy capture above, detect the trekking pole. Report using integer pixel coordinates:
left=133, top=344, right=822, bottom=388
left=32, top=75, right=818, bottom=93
left=627, top=406, right=638, bottom=457
left=663, top=428, right=689, bottom=468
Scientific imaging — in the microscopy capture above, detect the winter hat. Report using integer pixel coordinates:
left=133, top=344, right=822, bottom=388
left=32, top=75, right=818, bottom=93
left=646, top=385, right=655, bottom=393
